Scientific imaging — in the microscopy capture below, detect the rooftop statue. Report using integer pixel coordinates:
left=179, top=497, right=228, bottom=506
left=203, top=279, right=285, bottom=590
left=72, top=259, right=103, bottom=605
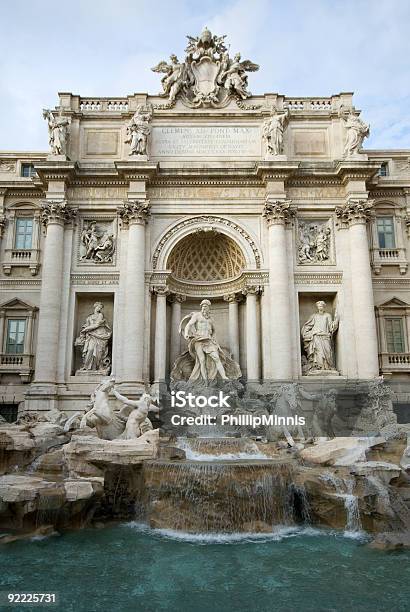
left=152, top=27, right=259, bottom=108
left=43, top=108, right=71, bottom=156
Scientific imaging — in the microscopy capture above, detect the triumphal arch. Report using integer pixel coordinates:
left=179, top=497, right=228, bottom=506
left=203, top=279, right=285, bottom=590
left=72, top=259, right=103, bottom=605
left=1, top=27, right=410, bottom=416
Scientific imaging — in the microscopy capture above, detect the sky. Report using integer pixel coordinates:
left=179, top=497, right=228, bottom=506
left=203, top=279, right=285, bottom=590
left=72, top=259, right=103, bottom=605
left=0, top=0, right=409, bottom=151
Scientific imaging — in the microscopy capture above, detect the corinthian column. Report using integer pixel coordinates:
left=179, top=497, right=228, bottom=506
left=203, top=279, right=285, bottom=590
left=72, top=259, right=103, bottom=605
left=170, top=294, right=185, bottom=369
left=34, top=201, right=76, bottom=385
left=118, top=200, right=150, bottom=388
left=263, top=199, right=295, bottom=379
left=243, top=286, right=261, bottom=381
left=224, top=293, right=241, bottom=363
left=153, top=286, right=169, bottom=383
left=336, top=199, right=379, bottom=378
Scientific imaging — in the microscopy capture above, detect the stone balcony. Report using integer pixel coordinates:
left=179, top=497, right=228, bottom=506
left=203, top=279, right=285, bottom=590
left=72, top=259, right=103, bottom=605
left=380, top=352, right=410, bottom=374
left=0, top=354, right=34, bottom=382
left=371, top=246, right=408, bottom=275
left=2, top=248, right=40, bottom=276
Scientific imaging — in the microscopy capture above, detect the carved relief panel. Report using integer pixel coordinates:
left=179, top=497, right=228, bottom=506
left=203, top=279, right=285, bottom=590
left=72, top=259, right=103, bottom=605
left=296, top=218, right=334, bottom=266
left=78, top=217, right=117, bottom=265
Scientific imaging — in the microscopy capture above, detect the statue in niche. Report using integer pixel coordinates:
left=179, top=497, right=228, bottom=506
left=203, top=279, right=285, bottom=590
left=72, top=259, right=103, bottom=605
left=339, top=107, right=369, bottom=157
left=262, top=108, right=289, bottom=156
left=80, top=222, right=115, bottom=263
left=171, top=299, right=241, bottom=384
left=298, top=221, right=332, bottom=264
left=75, top=302, right=112, bottom=374
left=301, top=301, right=339, bottom=374
left=43, top=109, right=70, bottom=156
left=125, top=104, right=153, bottom=156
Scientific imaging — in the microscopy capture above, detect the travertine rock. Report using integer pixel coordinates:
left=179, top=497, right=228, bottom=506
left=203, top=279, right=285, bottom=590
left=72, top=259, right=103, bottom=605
left=299, top=436, right=386, bottom=466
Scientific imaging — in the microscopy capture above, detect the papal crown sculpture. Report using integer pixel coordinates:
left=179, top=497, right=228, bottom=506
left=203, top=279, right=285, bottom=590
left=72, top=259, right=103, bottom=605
left=152, top=26, right=259, bottom=108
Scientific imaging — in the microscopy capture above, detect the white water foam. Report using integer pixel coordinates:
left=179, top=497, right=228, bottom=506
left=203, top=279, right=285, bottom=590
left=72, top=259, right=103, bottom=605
left=124, top=521, right=360, bottom=544
left=176, top=437, right=269, bottom=461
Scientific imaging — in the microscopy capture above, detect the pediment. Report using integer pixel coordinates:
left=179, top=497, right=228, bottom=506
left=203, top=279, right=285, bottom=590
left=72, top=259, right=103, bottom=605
left=0, top=297, right=37, bottom=311
left=378, top=297, right=410, bottom=308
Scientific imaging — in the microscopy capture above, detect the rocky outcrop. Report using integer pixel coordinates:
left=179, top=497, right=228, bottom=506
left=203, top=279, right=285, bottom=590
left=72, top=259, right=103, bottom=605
left=0, top=473, right=103, bottom=532
left=369, top=532, right=410, bottom=550
left=299, top=437, right=386, bottom=467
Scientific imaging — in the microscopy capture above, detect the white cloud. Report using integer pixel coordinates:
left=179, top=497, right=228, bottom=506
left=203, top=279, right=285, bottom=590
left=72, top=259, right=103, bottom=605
left=0, top=0, right=409, bottom=149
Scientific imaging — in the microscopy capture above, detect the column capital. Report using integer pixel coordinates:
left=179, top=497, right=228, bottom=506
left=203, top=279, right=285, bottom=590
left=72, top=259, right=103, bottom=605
left=151, top=285, right=170, bottom=297
left=263, top=198, right=296, bottom=226
left=223, top=293, right=242, bottom=303
left=335, top=198, right=374, bottom=226
left=118, top=199, right=151, bottom=227
left=41, top=200, right=76, bottom=228
left=169, top=293, right=186, bottom=304
left=242, top=285, right=263, bottom=297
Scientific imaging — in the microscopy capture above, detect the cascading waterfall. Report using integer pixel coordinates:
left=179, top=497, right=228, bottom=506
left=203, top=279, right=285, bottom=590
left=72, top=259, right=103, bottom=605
left=141, top=460, right=302, bottom=533
left=320, top=472, right=362, bottom=533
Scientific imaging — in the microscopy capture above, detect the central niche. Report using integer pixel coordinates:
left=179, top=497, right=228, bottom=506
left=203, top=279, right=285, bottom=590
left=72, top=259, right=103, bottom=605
left=167, top=230, right=246, bottom=281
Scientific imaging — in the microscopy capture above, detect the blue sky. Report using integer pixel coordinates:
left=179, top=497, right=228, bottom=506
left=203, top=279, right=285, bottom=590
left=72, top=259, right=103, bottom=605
left=0, top=0, right=409, bottom=150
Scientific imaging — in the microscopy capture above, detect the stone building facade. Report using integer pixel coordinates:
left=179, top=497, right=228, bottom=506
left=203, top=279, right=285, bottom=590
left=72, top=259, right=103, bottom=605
left=0, top=29, right=410, bottom=416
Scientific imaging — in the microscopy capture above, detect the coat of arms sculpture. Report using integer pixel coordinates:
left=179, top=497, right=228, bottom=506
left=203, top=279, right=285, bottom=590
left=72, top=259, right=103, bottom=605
left=151, top=27, right=259, bottom=108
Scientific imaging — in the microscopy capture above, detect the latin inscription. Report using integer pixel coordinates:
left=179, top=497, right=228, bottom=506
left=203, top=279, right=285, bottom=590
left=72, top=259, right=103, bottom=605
left=151, top=126, right=261, bottom=157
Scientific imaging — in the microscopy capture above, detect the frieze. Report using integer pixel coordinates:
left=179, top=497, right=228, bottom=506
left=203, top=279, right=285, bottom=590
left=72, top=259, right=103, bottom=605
left=71, top=273, right=119, bottom=286
left=287, top=186, right=345, bottom=199
left=294, top=272, right=343, bottom=285
left=67, top=186, right=128, bottom=199
left=149, top=186, right=265, bottom=199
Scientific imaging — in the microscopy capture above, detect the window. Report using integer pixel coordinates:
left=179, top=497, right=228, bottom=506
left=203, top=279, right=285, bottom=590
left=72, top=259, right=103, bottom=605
left=378, top=162, right=389, bottom=177
left=385, top=318, right=405, bottom=353
left=14, top=217, right=33, bottom=249
left=21, top=163, right=36, bottom=177
left=6, top=319, right=26, bottom=354
left=377, top=216, right=395, bottom=249
left=0, top=404, right=18, bottom=423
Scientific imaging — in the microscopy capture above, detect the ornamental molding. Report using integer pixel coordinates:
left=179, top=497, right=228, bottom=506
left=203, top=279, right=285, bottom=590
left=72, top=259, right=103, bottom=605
left=6, top=190, right=43, bottom=198
left=70, top=273, right=119, bottom=285
left=70, top=179, right=128, bottom=187
left=0, top=279, right=42, bottom=288
left=150, top=269, right=268, bottom=298
left=152, top=214, right=262, bottom=270
left=370, top=190, right=405, bottom=198
left=289, top=178, right=342, bottom=187
left=372, top=277, right=410, bottom=287
left=294, top=272, right=343, bottom=285
left=150, top=179, right=262, bottom=187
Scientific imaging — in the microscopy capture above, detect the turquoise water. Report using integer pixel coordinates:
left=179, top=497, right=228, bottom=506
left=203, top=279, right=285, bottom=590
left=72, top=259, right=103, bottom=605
left=0, top=524, right=409, bottom=612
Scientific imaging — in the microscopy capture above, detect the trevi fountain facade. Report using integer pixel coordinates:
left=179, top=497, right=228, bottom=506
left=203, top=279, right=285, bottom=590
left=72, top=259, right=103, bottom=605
left=0, top=29, right=409, bottom=553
